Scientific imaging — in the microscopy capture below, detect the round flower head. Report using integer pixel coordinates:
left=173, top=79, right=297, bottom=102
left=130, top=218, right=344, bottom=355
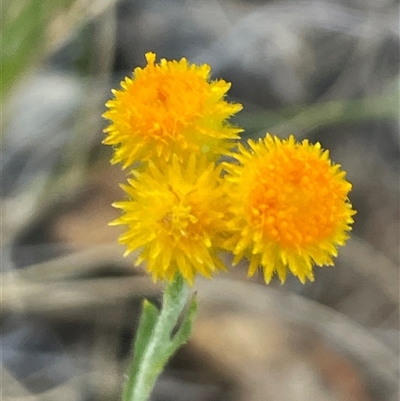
left=103, top=52, right=243, bottom=168
left=111, top=154, right=228, bottom=284
left=223, top=134, right=356, bottom=284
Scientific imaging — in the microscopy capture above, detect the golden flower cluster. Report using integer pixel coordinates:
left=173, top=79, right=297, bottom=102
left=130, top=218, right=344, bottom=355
left=103, top=52, right=355, bottom=285
left=103, top=52, right=242, bottom=168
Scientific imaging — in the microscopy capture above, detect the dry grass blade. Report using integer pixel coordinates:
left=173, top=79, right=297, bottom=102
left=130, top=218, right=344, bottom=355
left=2, top=275, right=160, bottom=315
left=9, top=244, right=139, bottom=282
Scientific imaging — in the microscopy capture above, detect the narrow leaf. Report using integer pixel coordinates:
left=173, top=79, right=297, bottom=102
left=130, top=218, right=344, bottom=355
left=123, top=299, right=159, bottom=400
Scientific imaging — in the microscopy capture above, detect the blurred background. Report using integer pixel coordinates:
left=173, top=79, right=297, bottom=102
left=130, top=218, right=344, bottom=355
left=1, top=0, right=399, bottom=400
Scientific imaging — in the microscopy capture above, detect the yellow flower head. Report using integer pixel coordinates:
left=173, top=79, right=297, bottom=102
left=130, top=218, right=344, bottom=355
left=223, top=134, right=356, bottom=284
left=111, top=154, right=228, bottom=284
left=103, top=52, right=243, bottom=168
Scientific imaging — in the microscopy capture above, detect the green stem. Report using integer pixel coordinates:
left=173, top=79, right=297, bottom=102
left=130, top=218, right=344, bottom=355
left=123, top=274, right=196, bottom=401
